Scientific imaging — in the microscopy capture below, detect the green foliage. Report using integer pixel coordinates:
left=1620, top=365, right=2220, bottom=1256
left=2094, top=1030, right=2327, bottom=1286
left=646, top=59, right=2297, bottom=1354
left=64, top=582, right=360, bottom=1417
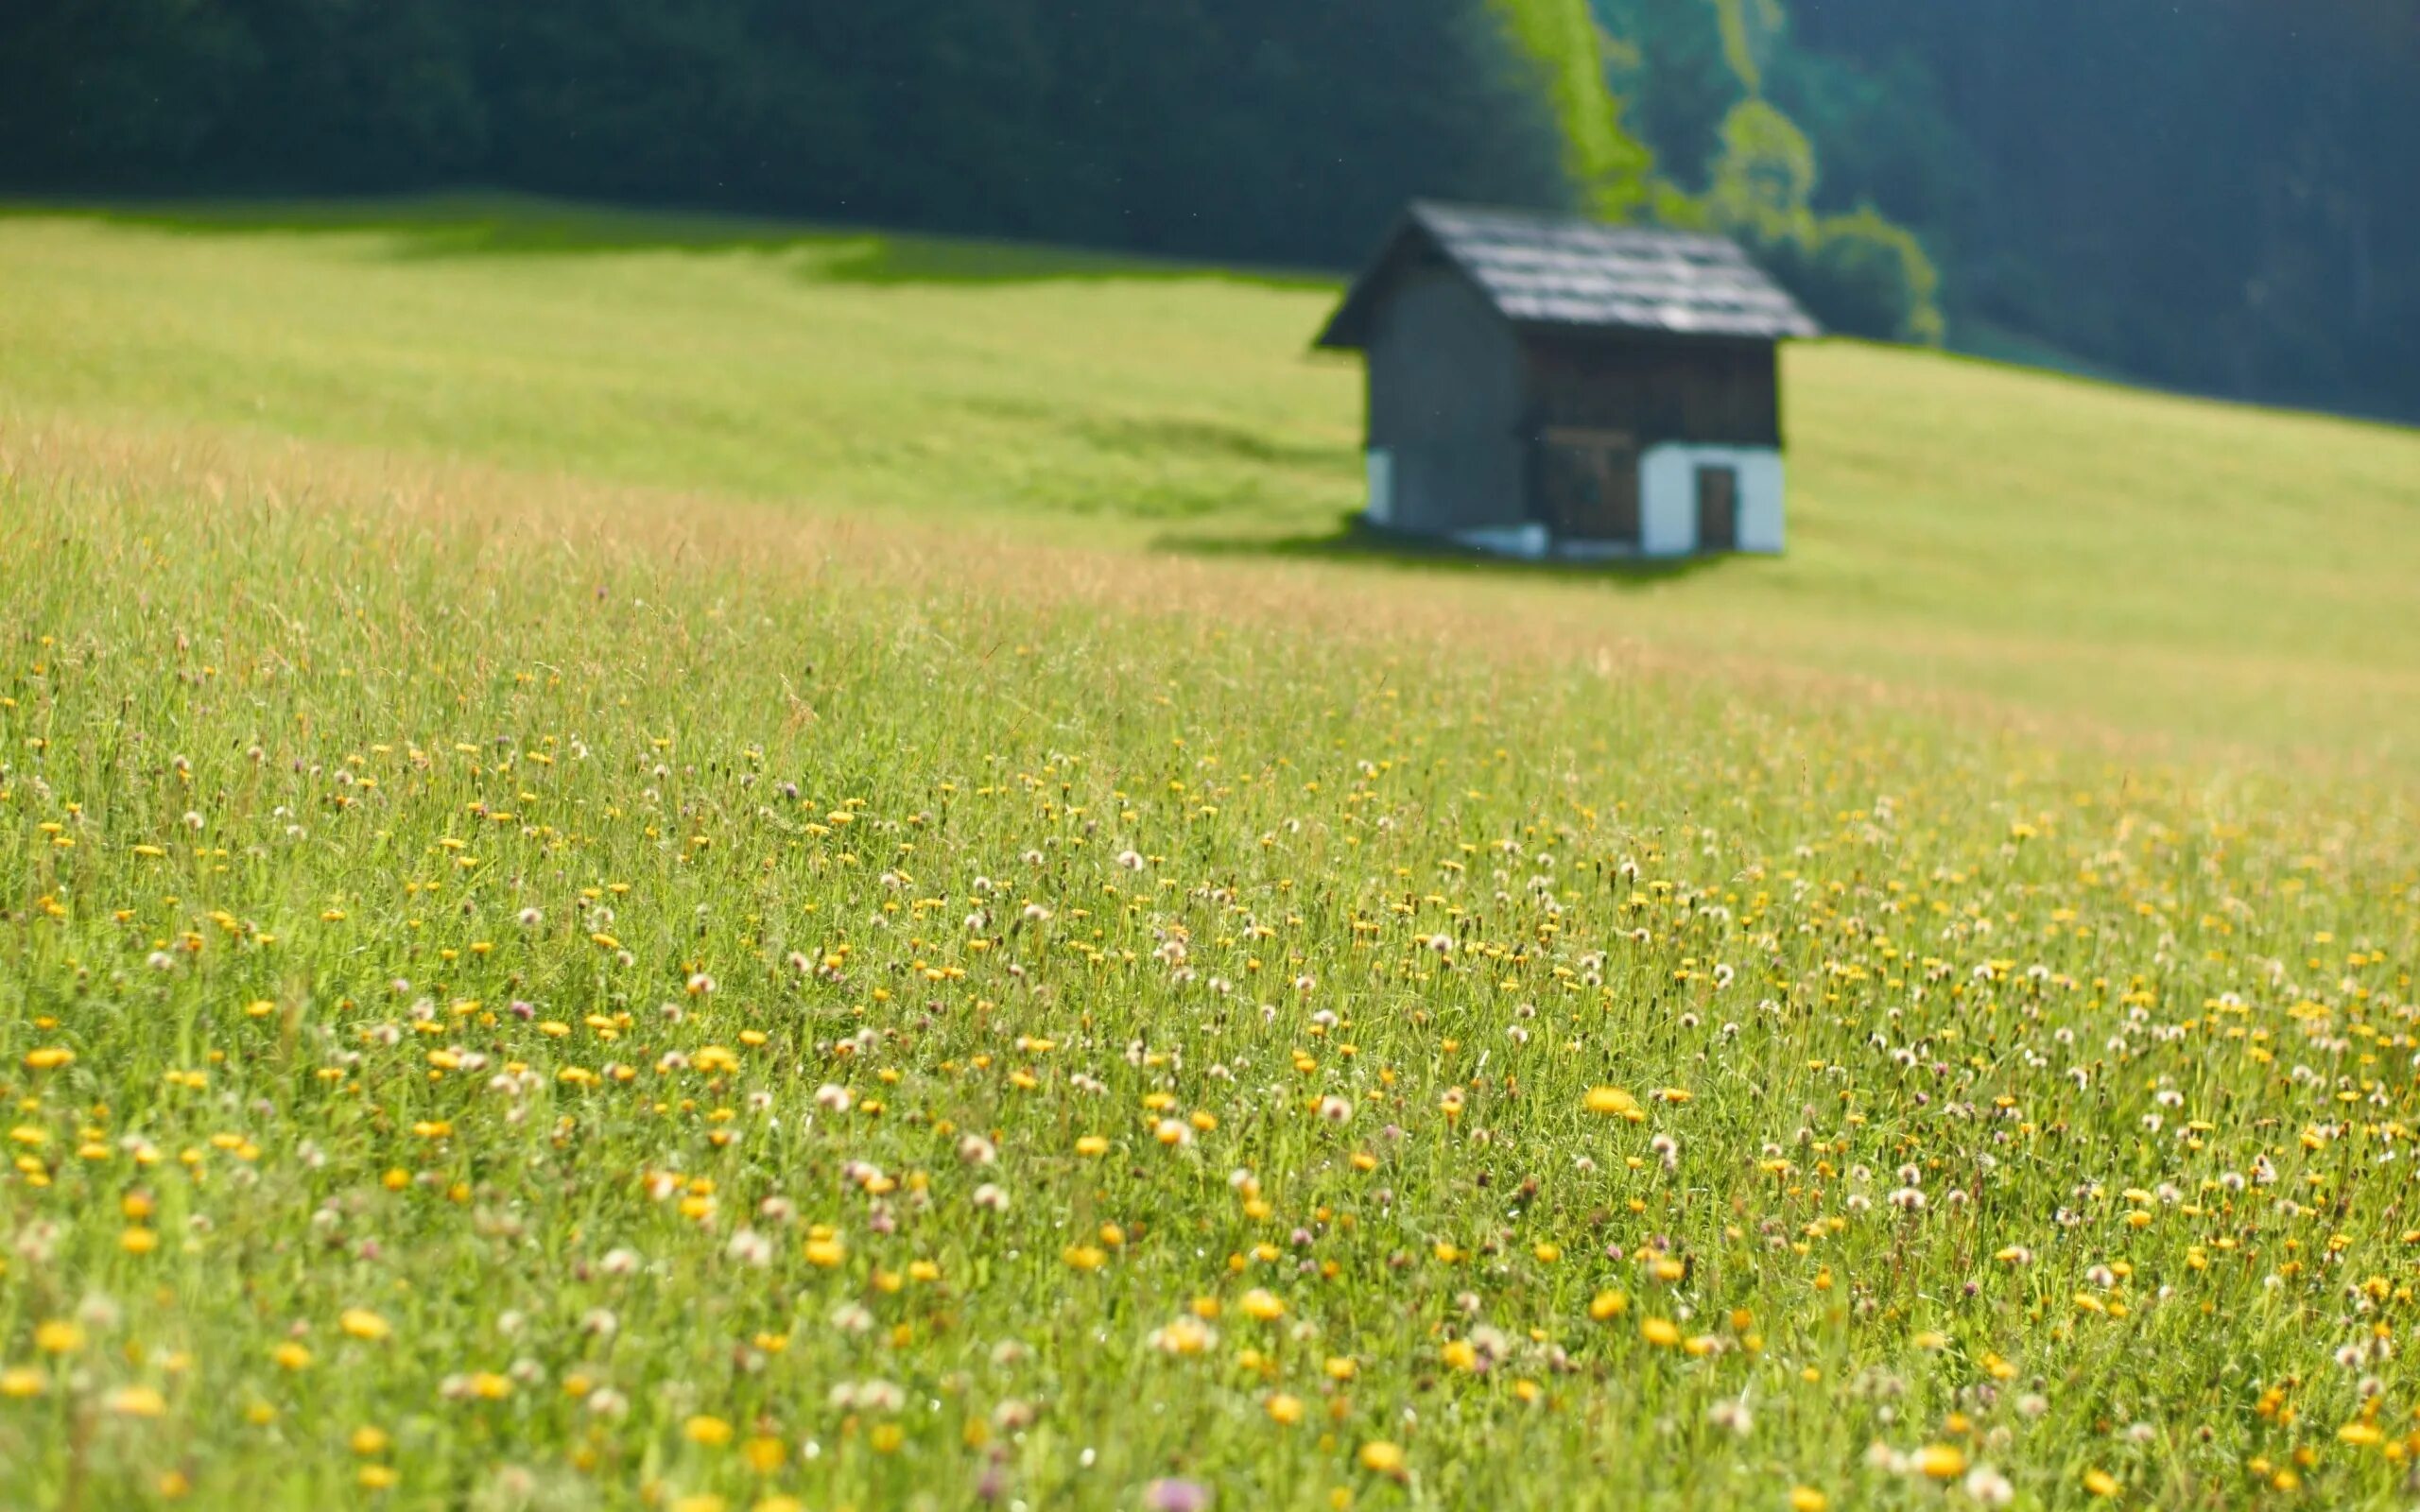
left=1696, top=100, right=1943, bottom=344
left=0, top=0, right=1573, bottom=269
left=1708, top=0, right=1787, bottom=93
left=1757, top=208, right=1945, bottom=345
left=1704, top=98, right=1815, bottom=224
left=1485, top=0, right=1655, bottom=219
left=1605, top=0, right=2420, bottom=419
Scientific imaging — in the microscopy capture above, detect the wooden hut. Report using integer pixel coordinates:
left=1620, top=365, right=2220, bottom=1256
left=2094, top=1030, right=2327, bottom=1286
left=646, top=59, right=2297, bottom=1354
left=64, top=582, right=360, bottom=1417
left=1315, top=202, right=1818, bottom=559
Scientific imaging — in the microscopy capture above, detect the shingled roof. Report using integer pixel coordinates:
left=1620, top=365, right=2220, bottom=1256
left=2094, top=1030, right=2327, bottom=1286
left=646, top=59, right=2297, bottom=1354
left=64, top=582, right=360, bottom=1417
left=1315, top=201, right=1819, bottom=350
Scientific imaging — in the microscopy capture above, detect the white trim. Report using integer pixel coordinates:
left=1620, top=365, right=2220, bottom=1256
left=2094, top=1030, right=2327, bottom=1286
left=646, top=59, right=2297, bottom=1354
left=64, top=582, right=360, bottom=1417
left=1364, top=449, right=1395, bottom=527
left=1452, top=522, right=1549, bottom=558
left=1638, top=444, right=1786, bottom=556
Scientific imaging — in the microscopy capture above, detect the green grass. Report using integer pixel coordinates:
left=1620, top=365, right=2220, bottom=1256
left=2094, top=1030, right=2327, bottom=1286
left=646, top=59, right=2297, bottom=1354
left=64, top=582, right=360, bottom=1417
left=3, top=197, right=2420, bottom=1510
left=3, top=196, right=2416, bottom=773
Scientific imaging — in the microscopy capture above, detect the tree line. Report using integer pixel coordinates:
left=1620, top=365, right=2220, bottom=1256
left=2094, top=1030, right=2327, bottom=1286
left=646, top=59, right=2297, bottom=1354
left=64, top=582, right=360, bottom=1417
left=3, top=0, right=2413, bottom=419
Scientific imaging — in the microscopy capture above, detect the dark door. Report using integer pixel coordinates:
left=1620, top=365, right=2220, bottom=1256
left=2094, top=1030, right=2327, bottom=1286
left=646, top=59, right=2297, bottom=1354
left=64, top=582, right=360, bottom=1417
left=1694, top=464, right=1739, bottom=552
left=1535, top=429, right=1639, bottom=545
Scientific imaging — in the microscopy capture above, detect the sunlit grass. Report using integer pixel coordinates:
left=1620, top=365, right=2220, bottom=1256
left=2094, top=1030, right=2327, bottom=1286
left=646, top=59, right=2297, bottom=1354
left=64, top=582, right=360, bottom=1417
left=1, top=199, right=2418, bottom=1509
left=2, top=197, right=2416, bottom=770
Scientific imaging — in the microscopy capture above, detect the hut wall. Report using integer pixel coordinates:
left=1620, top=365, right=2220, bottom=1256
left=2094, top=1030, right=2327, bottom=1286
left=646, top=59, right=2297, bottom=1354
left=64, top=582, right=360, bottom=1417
left=1519, top=335, right=1779, bottom=450
left=1364, top=268, right=1528, bottom=533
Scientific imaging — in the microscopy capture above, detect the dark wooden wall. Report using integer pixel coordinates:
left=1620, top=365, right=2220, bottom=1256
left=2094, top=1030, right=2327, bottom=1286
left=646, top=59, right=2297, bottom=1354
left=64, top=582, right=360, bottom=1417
left=1518, top=334, right=1780, bottom=450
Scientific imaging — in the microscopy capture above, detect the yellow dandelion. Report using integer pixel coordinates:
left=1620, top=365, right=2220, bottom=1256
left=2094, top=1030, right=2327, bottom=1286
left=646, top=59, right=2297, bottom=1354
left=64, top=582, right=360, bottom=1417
left=742, top=1435, right=788, bottom=1473
left=1267, top=1393, right=1305, bottom=1426
left=1640, top=1317, right=1682, bottom=1348
left=339, top=1309, right=391, bottom=1342
left=33, top=1321, right=83, bottom=1355
left=1583, top=1086, right=1641, bottom=1118
left=108, top=1384, right=167, bottom=1418
left=684, top=1415, right=735, bottom=1447
left=1357, top=1441, right=1407, bottom=1478
left=1912, top=1445, right=1966, bottom=1481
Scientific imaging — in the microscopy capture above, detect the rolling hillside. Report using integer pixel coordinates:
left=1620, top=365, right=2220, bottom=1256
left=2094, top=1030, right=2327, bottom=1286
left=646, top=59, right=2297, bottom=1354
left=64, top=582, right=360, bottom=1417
left=5, top=198, right=2420, bottom=1510
left=3, top=198, right=2412, bottom=773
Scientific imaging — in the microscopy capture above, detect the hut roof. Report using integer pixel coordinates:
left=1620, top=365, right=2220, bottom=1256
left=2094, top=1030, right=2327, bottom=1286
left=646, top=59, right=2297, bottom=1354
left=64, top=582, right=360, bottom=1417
left=1315, top=201, right=1820, bottom=351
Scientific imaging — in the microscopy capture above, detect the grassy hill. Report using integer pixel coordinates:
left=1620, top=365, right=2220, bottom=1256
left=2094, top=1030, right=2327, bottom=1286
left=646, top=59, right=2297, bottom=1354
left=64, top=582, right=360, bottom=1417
left=3, top=198, right=2419, bottom=1510
left=3, top=197, right=2417, bottom=773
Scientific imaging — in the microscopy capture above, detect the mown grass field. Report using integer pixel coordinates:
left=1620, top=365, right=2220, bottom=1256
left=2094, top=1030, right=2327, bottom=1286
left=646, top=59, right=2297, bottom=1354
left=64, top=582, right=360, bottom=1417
left=2, top=198, right=2419, bottom=1510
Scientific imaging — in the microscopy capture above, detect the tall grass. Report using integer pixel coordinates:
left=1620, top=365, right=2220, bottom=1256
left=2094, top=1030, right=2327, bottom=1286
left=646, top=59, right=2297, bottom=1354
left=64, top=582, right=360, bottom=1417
left=1, top=202, right=2418, bottom=1509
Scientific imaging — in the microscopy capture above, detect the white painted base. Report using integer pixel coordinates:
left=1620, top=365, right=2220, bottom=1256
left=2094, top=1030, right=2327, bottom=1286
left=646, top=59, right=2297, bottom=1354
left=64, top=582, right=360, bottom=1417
left=1451, top=522, right=1549, bottom=558
left=1639, top=443, right=1786, bottom=555
left=1364, top=449, right=1395, bottom=528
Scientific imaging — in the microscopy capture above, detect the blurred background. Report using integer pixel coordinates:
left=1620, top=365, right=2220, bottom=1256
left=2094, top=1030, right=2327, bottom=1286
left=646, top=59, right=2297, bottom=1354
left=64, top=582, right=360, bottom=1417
left=3, top=0, right=2412, bottom=422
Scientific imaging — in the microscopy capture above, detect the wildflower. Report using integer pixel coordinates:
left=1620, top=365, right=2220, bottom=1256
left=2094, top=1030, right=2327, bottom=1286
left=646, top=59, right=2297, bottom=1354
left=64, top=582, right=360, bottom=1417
left=1148, top=1315, right=1217, bottom=1356
left=1239, top=1289, right=1286, bottom=1321
left=1583, top=1087, right=1640, bottom=1118
left=33, top=1321, right=84, bottom=1354
left=339, top=1309, right=391, bottom=1342
left=1357, top=1441, right=1407, bottom=1479
left=107, top=1385, right=168, bottom=1418
left=1640, top=1318, right=1681, bottom=1348
left=685, top=1415, right=735, bottom=1447
left=1911, top=1445, right=1967, bottom=1481
left=0, top=1367, right=44, bottom=1399
left=2081, top=1469, right=2120, bottom=1498
left=1144, top=1480, right=1213, bottom=1512
left=743, top=1435, right=788, bottom=1473
left=1963, top=1467, right=2015, bottom=1507
left=1788, top=1490, right=1828, bottom=1512
left=1266, top=1393, right=1305, bottom=1426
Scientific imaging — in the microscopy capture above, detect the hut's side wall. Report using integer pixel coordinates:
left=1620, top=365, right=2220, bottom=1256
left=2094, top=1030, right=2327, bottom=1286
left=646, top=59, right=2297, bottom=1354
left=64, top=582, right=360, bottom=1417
left=1520, top=335, right=1780, bottom=450
left=1365, top=269, right=1528, bottom=535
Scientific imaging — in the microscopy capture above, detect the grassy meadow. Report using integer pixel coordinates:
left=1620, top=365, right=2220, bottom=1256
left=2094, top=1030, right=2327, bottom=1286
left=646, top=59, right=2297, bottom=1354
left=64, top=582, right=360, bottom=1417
left=2, top=198, right=2419, bottom=1509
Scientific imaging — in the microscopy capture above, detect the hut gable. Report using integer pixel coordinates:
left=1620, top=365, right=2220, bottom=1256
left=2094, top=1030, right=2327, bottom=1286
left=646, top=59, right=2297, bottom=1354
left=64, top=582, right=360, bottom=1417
left=1317, top=202, right=1816, bottom=561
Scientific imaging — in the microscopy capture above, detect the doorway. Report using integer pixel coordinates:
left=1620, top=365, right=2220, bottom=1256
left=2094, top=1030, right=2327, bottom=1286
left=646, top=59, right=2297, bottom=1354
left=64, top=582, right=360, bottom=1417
left=1536, top=428, right=1639, bottom=545
left=1694, top=464, right=1739, bottom=552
